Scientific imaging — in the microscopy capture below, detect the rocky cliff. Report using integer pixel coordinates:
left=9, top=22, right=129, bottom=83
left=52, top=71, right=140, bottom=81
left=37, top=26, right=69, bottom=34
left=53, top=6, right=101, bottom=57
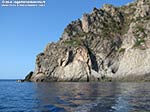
left=24, top=0, right=150, bottom=82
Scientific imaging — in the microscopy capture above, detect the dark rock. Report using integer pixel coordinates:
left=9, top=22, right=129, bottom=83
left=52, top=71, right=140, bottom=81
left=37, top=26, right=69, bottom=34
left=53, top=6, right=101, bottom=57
left=23, top=71, right=33, bottom=82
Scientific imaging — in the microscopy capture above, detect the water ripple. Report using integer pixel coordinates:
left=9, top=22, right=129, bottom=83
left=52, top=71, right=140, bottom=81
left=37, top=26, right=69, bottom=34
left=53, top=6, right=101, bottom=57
left=0, top=81, right=150, bottom=112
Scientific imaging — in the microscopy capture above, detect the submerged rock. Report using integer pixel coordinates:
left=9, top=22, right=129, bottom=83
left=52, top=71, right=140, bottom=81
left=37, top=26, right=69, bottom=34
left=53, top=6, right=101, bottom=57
left=25, top=0, right=150, bottom=82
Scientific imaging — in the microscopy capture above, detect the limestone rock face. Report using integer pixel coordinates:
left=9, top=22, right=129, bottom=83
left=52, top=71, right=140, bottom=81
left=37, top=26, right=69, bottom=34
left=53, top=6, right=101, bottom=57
left=25, top=0, right=150, bottom=82
left=116, top=49, right=150, bottom=79
left=134, top=0, right=150, bottom=18
left=82, top=14, right=91, bottom=33
left=30, top=46, right=95, bottom=82
left=54, top=46, right=93, bottom=81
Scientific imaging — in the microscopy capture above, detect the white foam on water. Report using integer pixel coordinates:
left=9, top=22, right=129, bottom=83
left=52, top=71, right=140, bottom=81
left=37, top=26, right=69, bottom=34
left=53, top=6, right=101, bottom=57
left=73, top=102, right=98, bottom=112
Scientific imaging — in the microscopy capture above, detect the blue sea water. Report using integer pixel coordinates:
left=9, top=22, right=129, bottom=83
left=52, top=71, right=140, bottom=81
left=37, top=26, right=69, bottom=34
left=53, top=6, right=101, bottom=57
left=0, top=80, right=150, bottom=112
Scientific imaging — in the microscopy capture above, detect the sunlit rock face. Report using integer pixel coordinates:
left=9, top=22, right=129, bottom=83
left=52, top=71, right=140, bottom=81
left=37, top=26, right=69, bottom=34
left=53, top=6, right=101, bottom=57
left=25, top=0, right=150, bottom=82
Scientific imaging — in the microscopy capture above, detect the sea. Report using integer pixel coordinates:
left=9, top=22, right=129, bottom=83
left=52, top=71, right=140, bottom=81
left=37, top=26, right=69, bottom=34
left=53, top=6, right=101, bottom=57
left=0, top=80, right=150, bottom=112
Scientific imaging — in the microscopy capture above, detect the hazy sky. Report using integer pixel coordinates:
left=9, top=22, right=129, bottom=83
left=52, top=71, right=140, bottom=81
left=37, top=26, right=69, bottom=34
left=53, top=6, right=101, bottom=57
left=0, top=0, right=134, bottom=79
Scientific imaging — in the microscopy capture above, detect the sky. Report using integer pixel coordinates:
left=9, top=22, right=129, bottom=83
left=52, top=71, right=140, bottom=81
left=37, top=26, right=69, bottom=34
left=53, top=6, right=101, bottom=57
left=0, top=0, right=134, bottom=79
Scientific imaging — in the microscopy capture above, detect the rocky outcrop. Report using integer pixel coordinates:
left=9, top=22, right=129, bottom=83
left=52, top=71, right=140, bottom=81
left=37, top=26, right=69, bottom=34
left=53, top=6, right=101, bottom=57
left=18, top=71, right=33, bottom=82
left=30, top=46, right=99, bottom=82
left=24, top=0, right=150, bottom=82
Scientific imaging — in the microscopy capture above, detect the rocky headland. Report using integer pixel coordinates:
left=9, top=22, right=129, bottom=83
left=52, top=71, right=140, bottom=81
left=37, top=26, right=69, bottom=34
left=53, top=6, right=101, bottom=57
left=23, top=0, right=150, bottom=82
